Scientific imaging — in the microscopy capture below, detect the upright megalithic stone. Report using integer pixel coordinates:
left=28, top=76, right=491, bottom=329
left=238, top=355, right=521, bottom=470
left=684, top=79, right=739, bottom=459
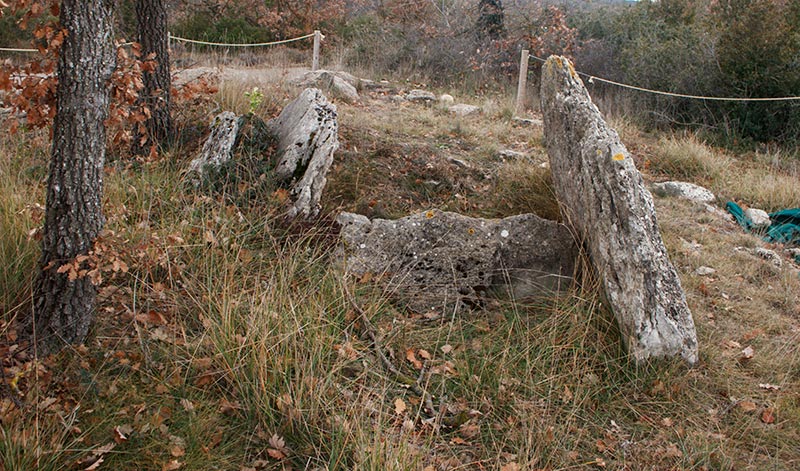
left=540, top=56, right=698, bottom=365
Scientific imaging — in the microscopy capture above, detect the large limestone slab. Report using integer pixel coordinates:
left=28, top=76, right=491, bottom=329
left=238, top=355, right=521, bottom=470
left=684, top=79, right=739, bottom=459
left=269, top=88, right=339, bottom=218
left=541, top=56, right=698, bottom=364
left=337, top=210, right=578, bottom=313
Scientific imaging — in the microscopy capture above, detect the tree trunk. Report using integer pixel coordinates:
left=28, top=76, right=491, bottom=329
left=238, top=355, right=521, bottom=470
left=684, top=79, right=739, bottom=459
left=133, top=0, right=172, bottom=154
left=28, top=0, right=116, bottom=356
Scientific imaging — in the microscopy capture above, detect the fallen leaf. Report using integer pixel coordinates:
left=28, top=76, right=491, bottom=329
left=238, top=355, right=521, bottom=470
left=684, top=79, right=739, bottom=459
left=162, top=460, right=182, bottom=471
left=113, top=424, right=133, bottom=443
left=417, top=349, right=431, bottom=360
left=500, top=462, right=520, bottom=471
left=218, top=398, right=242, bottom=415
left=440, top=344, right=453, bottom=354
left=394, top=397, right=407, bottom=415
left=758, top=383, right=781, bottom=391
left=661, top=417, right=674, bottom=427
left=738, top=400, right=758, bottom=412
left=723, top=340, right=742, bottom=349
left=85, top=457, right=105, bottom=471
left=405, top=349, right=422, bottom=369
left=267, top=433, right=289, bottom=459
left=761, top=408, right=776, bottom=424
left=664, top=443, right=683, bottom=458
left=180, top=398, right=195, bottom=412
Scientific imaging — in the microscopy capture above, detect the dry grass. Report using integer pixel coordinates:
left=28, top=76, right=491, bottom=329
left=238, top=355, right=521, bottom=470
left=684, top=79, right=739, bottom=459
left=1, top=64, right=799, bottom=471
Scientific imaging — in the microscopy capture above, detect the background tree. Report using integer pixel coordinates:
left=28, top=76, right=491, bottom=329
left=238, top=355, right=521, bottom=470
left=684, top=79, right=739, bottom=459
left=477, top=0, right=504, bottom=40
left=134, top=0, right=172, bottom=154
left=27, top=0, right=116, bottom=355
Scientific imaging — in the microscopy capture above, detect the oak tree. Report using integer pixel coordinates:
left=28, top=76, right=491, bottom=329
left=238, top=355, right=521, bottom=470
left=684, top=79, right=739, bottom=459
left=28, top=0, right=116, bottom=355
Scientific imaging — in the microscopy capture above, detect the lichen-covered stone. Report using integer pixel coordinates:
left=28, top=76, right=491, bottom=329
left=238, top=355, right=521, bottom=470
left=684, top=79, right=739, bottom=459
left=187, top=111, right=242, bottom=179
left=652, top=181, right=716, bottom=204
left=541, top=55, right=698, bottom=365
left=269, top=88, right=339, bottom=218
left=337, top=210, right=578, bottom=313
left=292, top=70, right=360, bottom=104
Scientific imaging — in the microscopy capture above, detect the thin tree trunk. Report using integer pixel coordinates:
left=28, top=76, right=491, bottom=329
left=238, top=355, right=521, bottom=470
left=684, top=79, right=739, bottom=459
left=28, top=0, right=116, bottom=356
left=134, top=0, right=172, bottom=154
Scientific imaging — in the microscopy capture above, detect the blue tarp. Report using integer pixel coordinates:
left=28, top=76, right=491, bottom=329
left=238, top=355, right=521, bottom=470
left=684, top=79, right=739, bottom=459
left=726, top=201, right=800, bottom=263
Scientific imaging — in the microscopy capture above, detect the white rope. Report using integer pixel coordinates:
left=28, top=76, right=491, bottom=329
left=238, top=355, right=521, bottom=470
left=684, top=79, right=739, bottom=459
left=0, top=47, right=37, bottom=52
left=168, top=32, right=317, bottom=48
left=529, top=53, right=800, bottom=102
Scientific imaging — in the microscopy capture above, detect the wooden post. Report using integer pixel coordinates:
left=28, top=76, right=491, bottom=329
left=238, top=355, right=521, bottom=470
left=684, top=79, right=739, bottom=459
left=312, top=30, right=321, bottom=71
left=515, top=49, right=529, bottom=117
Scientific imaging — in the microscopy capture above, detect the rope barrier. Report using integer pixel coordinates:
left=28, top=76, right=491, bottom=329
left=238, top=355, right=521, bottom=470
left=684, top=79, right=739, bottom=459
left=527, top=53, right=800, bottom=102
left=167, top=32, right=317, bottom=48
left=1, top=31, right=317, bottom=53
left=0, top=47, right=36, bottom=52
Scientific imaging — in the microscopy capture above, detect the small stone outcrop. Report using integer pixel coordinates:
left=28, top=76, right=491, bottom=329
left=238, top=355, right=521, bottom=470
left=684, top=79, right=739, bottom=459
left=337, top=210, right=578, bottom=313
left=187, top=111, right=242, bottom=179
left=541, top=56, right=698, bottom=365
left=292, top=70, right=361, bottom=103
left=652, top=181, right=716, bottom=204
left=449, top=104, right=481, bottom=116
left=405, top=89, right=436, bottom=103
left=269, top=88, right=339, bottom=219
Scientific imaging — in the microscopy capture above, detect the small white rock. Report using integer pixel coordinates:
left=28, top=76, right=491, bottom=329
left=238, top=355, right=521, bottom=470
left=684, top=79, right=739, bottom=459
left=695, top=266, right=716, bottom=276
left=439, top=94, right=455, bottom=106
left=744, top=208, right=771, bottom=230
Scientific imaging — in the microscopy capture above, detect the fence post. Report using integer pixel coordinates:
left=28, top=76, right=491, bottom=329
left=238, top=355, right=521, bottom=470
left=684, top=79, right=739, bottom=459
left=312, top=30, right=321, bottom=71
left=515, top=49, right=529, bottom=117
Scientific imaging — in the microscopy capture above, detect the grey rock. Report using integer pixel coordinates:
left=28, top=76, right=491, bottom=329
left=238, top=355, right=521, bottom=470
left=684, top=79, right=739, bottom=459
left=439, top=94, right=455, bottom=106
left=652, top=181, right=716, bottom=204
left=337, top=210, right=578, bottom=313
left=449, top=104, right=481, bottom=116
left=447, top=156, right=471, bottom=169
left=513, top=117, right=543, bottom=127
left=497, top=149, right=530, bottom=162
left=187, top=111, right=243, bottom=179
left=541, top=56, right=698, bottom=365
left=269, top=88, right=339, bottom=219
left=405, top=89, right=436, bottom=103
left=754, top=247, right=782, bottom=267
left=695, top=266, right=716, bottom=276
left=292, top=70, right=361, bottom=103
left=744, top=208, right=771, bottom=231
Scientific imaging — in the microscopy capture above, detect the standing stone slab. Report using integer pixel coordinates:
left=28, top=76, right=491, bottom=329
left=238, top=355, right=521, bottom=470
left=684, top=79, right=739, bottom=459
left=541, top=56, right=698, bottom=364
left=337, top=210, right=578, bottom=313
left=187, top=111, right=242, bottom=179
left=269, top=88, right=339, bottom=218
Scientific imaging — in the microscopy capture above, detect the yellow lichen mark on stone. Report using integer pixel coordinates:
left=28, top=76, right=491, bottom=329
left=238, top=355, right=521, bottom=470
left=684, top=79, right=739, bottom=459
left=467, top=227, right=475, bottom=235
left=567, top=61, right=578, bottom=80
left=596, top=149, right=603, bottom=156
left=425, top=210, right=435, bottom=219
left=612, top=153, right=625, bottom=161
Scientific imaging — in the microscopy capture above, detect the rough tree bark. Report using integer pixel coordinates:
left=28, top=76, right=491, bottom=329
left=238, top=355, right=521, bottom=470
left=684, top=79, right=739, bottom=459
left=27, top=0, right=116, bottom=355
left=133, top=0, right=172, bottom=153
